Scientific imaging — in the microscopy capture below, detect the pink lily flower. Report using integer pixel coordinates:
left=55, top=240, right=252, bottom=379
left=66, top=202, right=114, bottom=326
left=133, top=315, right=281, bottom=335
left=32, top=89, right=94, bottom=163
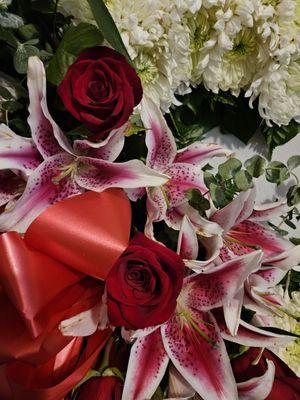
left=121, top=250, right=266, bottom=400
left=127, top=97, right=231, bottom=237
left=0, top=57, right=168, bottom=233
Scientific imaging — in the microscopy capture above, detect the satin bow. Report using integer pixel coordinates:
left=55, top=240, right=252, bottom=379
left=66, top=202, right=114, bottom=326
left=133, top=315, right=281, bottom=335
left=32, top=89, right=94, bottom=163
left=0, top=189, right=131, bottom=400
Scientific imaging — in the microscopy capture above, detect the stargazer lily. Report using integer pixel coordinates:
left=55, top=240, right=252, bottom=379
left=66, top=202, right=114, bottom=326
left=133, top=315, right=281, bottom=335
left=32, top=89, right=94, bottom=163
left=127, top=96, right=230, bottom=237
left=179, top=189, right=300, bottom=335
left=0, top=57, right=168, bottom=233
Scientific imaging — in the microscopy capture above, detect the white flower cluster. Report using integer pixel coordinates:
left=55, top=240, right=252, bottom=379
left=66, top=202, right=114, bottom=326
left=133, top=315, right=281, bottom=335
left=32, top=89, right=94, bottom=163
left=58, top=0, right=300, bottom=126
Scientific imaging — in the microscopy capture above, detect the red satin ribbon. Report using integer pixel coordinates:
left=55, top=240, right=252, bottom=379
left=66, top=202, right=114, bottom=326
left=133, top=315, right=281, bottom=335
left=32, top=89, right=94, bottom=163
left=0, top=189, right=131, bottom=400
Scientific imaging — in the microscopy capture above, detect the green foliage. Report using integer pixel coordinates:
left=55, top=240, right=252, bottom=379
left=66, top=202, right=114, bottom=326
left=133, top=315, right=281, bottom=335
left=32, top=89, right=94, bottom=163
left=13, top=43, right=40, bottom=73
left=186, top=188, right=210, bottom=215
left=47, top=23, right=103, bottom=86
left=218, top=158, right=242, bottom=180
left=287, top=185, right=300, bottom=206
left=287, top=155, right=300, bottom=171
left=261, top=120, right=300, bottom=158
left=87, top=0, right=131, bottom=62
left=244, top=155, right=266, bottom=178
left=265, top=161, right=290, bottom=184
left=233, top=170, right=253, bottom=191
left=0, top=10, right=23, bottom=28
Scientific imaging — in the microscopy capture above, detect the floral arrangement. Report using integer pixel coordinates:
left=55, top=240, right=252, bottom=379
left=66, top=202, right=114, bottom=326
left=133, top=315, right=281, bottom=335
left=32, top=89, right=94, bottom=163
left=0, top=1, right=299, bottom=400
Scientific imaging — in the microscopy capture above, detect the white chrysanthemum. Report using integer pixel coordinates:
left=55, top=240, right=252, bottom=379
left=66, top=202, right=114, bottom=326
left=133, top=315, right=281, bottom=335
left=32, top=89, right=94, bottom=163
left=58, top=0, right=94, bottom=24
left=246, top=59, right=300, bottom=126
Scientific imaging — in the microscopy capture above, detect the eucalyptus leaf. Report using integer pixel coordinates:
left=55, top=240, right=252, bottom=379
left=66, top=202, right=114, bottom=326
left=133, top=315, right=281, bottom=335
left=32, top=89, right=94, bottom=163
left=287, top=185, right=300, bottom=206
left=47, top=23, right=103, bottom=86
left=0, top=70, right=27, bottom=98
left=186, top=188, right=210, bottom=214
left=203, top=171, right=218, bottom=188
left=290, top=237, right=300, bottom=245
left=233, top=170, right=253, bottom=191
left=0, top=26, right=18, bottom=47
left=287, top=155, right=300, bottom=171
left=262, top=120, right=300, bottom=158
left=218, top=158, right=242, bottom=180
left=244, top=155, right=266, bottom=178
left=1, top=99, right=23, bottom=112
left=210, top=183, right=227, bottom=208
left=0, top=86, right=12, bottom=99
left=87, top=0, right=131, bottom=62
left=265, top=161, right=290, bottom=185
left=13, top=44, right=39, bottom=73
left=0, top=11, right=23, bottom=28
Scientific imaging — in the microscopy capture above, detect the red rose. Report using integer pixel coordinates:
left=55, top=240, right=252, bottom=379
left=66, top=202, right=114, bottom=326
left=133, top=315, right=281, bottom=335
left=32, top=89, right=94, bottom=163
left=58, top=46, right=142, bottom=139
left=77, top=376, right=123, bottom=400
left=106, top=233, right=185, bottom=329
left=231, top=348, right=300, bottom=400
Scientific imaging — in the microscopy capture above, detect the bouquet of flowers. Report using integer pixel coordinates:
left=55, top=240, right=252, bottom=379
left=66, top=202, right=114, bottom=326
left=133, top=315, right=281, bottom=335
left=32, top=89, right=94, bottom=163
left=0, top=1, right=299, bottom=399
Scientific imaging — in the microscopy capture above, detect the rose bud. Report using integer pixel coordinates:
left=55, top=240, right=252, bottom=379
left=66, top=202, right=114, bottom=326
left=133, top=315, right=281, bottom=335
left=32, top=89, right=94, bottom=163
left=58, top=46, right=142, bottom=140
left=231, top=347, right=300, bottom=400
left=77, top=376, right=123, bottom=400
left=106, top=233, right=185, bottom=329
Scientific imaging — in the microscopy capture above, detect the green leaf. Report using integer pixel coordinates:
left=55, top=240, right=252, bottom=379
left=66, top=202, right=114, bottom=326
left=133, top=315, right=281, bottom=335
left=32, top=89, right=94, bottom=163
left=18, top=24, right=39, bottom=42
left=203, top=171, right=218, bottom=188
left=268, top=222, right=288, bottom=237
left=0, top=86, right=12, bottom=99
left=265, top=161, right=290, bottom=185
left=0, top=70, right=27, bottom=98
left=287, top=185, right=300, bottom=206
left=186, top=189, right=210, bottom=214
left=13, top=44, right=40, bottom=74
left=1, top=99, right=23, bottom=112
left=233, top=170, right=253, bottom=191
left=287, top=155, right=300, bottom=171
left=0, top=11, right=24, bottom=28
left=290, top=237, right=300, bottom=245
left=262, top=120, right=300, bottom=158
left=87, top=0, right=131, bottom=63
left=210, top=183, right=227, bottom=208
left=47, top=23, right=103, bottom=86
left=0, top=26, right=18, bottom=47
left=218, top=158, right=242, bottom=180
left=244, top=155, right=266, bottom=178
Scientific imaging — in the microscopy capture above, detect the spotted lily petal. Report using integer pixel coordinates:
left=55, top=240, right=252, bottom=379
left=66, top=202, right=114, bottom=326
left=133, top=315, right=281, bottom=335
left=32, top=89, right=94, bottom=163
left=237, top=360, right=275, bottom=400
left=0, top=170, right=24, bottom=206
left=223, top=288, right=244, bottom=336
left=161, top=310, right=238, bottom=400
left=27, top=56, right=73, bottom=157
left=220, top=319, right=294, bottom=347
left=141, top=96, right=177, bottom=171
left=73, top=124, right=126, bottom=161
left=174, top=142, right=231, bottom=164
left=122, top=328, right=169, bottom=400
left=185, top=250, right=262, bottom=312
left=165, top=163, right=207, bottom=207
left=0, top=153, right=82, bottom=233
left=263, top=245, right=300, bottom=269
left=0, top=123, right=40, bottom=174
left=76, top=157, right=168, bottom=193
left=227, top=220, right=294, bottom=260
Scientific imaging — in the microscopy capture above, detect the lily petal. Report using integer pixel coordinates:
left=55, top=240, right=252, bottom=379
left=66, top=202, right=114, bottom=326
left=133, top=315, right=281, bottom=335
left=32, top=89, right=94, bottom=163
left=168, top=365, right=195, bottom=399
left=76, top=157, right=169, bottom=192
left=73, top=124, right=126, bottom=161
left=174, top=142, right=231, bottom=165
left=249, top=200, right=289, bottom=221
left=177, top=215, right=198, bottom=260
left=0, top=123, right=40, bottom=174
left=0, top=171, right=24, bottom=206
left=145, top=186, right=168, bottom=239
left=0, top=153, right=83, bottom=233
left=237, top=359, right=275, bottom=400
left=27, top=56, right=73, bottom=157
left=141, top=96, right=177, bottom=171
left=227, top=220, right=294, bottom=260
left=122, top=328, right=169, bottom=400
left=220, top=319, right=294, bottom=347
left=223, top=288, right=244, bottom=336
left=263, top=245, right=300, bottom=269
left=185, top=250, right=262, bottom=312
left=165, top=163, right=207, bottom=207
left=211, top=191, right=250, bottom=233
left=161, top=310, right=238, bottom=400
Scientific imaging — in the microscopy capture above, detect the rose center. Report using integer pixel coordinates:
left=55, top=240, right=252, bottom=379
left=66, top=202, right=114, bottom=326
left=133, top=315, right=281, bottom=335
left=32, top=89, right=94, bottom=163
left=88, top=80, right=108, bottom=100
left=126, top=266, right=151, bottom=290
